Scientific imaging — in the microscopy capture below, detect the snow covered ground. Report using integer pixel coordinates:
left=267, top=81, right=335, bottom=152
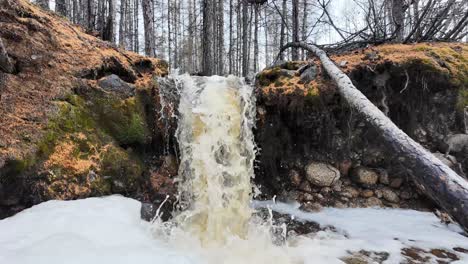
left=1, top=195, right=467, bottom=264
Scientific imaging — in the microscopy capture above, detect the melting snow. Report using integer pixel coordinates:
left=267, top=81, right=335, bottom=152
left=0, top=196, right=467, bottom=264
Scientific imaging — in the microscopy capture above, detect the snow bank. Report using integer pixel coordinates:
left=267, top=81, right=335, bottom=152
left=1, top=196, right=467, bottom=264
left=0, top=196, right=196, bottom=264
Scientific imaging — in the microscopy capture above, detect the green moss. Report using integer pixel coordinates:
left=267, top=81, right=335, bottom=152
left=280, top=61, right=304, bottom=71
left=305, top=84, right=321, bottom=105
left=37, top=96, right=96, bottom=158
left=257, top=67, right=294, bottom=86
left=91, top=94, right=150, bottom=146
left=100, top=145, right=143, bottom=192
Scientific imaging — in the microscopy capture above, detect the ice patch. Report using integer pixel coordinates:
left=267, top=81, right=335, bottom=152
left=1, top=196, right=467, bottom=264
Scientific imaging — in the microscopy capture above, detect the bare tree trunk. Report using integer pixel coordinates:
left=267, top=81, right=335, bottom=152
left=279, top=0, right=287, bottom=61
left=36, top=0, right=49, bottom=10
left=119, top=0, right=127, bottom=47
left=217, top=0, right=224, bottom=75
left=277, top=42, right=468, bottom=231
left=133, top=0, right=139, bottom=52
left=56, top=0, right=68, bottom=16
left=202, top=0, right=214, bottom=75
left=87, top=0, right=96, bottom=30
left=391, top=0, right=405, bottom=42
left=291, top=0, right=299, bottom=60
left=253, top=3, right=258, bottom=73
left=228, top=0, right=234, bottom=74
left=301, top=0, right=308, bottom=60
left=188, top=0, right=194, bottom=73
left=101, top=0, right=115, bottom=42
left=241, top=0, right=249, bottom=77
left=142, top=0, right=155, bottom=57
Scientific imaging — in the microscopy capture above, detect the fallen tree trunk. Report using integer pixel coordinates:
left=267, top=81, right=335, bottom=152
left=277, top=42, right=468, bottom=231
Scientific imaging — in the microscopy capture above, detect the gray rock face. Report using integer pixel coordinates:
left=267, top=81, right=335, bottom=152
left=98, top=74, right=135, bottom=97
left=305, top=162, right=340, bottom=187
left=445, top=134, right=468, bottom=154
left=382, top=188, right=400, bottom=203
left=299, top=65, right=317, bottom=83
left=351, top=166, right=379, bottom=185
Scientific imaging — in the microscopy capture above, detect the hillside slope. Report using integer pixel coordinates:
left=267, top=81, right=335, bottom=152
left=0, top=0, right=172, bottom=217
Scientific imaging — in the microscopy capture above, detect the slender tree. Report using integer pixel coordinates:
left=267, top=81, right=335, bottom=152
left=142, top=0, right=156, bottom=56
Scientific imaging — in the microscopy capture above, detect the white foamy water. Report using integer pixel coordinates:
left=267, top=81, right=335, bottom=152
left=1, top=75, right=468, bottom=264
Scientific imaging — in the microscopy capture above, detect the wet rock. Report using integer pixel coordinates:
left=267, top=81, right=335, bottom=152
left=305, top=162, right=340, bottom=187
left=382, top=188, right=400, bottom=203
left=378, top=169, right=390, bottom=185
left=390, top=178, right=404, bottom=188
left=98, top=74, right=135, bottom=97
left=300, top=202, right=322, bottom=212
left=360, top=189, right=374, bottom=198
left=332, top=180, right=343, bottom=192
left=140, top=194, right=174, bottom=222
left=343, top=186, right=359, bottom=198
left=351, top=166, right=379, bottom=185
left=140, top=202, right=157, bottom=222
left=299, top=181, right=313, bottom=193
left=400, top=191, right=412, bottom=200
left=320, top=187, right=332, bottom=195
left=289, top=169, right=302, bottom=186
left=366, top=197, right=383, bottom=207
left=374, top=189, right=383, bottom=198
left=334, top=201, right=348, bottom=208
left=342, top=250, right=389, bottom=264
left=301, top=192, right=314, bottom=202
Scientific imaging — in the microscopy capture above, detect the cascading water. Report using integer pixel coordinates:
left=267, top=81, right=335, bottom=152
left=152, top=74, right=300, bottom=264
left=174, top=75, right=256, bottom=243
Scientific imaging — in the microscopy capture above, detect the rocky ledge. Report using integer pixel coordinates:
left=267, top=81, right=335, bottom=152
left=254, top=43, right=468, bottom=212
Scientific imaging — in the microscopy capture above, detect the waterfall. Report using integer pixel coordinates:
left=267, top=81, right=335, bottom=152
left=174, top=74, right=256, bottom=244
left=152, top=74, right=295, bottom=264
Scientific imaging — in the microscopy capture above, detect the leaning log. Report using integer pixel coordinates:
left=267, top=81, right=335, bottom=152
left=277, top=42, right=468, bottom=231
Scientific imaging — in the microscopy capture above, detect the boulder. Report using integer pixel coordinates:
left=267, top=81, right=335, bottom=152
left=351, top=166, right=379, bottom=185
left=382, top=188, right=400, bottom=203
left=390, top=178, right=404, bottom=188
left=305, top=162, right=340, bottom=187
left=366, top=197, right=383, bottom=207
left=360, top=189, right=374, bottom=198
left=299, top=64, right=317, bottom=83
left=98, top=74, right=135, bottom=97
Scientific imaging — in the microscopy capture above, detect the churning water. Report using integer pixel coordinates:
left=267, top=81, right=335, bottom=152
left=151, top=74, right=301, bottom=264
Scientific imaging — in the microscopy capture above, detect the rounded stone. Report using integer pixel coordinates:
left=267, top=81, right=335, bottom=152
left=382, top=188, right=400, bottom=203
left=360, top=189, right=374, bottom=198
left=305, top=162, right=341, bottom=187
left=351, top=166, right=379, bottom=185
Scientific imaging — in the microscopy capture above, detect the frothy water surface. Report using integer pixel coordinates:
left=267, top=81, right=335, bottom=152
left=151, top=74, right=304, bottom=263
